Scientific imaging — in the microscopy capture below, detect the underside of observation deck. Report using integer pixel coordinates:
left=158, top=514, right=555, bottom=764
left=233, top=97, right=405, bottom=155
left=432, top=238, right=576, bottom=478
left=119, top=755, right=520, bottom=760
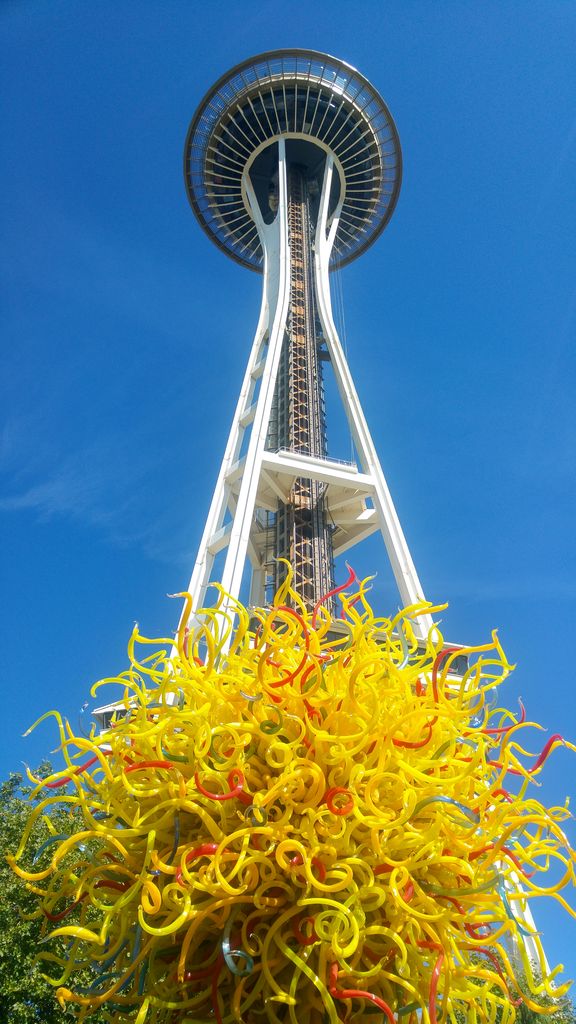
left=184, top=49, right=402, bottom=271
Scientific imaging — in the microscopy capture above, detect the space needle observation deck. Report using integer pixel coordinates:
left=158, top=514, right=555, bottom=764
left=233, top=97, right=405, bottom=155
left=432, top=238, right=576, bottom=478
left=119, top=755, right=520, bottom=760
left=184, top=49, right=401, bottom=271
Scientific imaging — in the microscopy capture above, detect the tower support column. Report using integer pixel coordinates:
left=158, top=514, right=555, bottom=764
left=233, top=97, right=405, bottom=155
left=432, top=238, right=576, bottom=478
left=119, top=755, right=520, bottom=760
left=173, top=44, right=547, bottom=972
left=182, top=49, right=431, bottom=637
left=313, top=155, right=431, bottom=625
left=273, top=163, right=335, bottom=610
left=217, top=139, right=292, bottom=606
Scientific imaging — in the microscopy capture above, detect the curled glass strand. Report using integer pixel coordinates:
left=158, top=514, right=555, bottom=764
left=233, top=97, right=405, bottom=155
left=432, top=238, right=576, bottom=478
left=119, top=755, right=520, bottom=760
left=10, top=570, right=576, bottom=1023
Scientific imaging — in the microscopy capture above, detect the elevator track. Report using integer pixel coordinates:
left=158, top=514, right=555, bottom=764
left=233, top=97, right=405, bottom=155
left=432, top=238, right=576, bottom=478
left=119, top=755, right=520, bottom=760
left=269, top=165, right=335, bottom=611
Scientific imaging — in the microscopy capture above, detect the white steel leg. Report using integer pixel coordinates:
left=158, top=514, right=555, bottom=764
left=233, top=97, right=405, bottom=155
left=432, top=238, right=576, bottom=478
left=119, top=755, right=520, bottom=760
left=314, top=155, right=432, bottom=635
left=219, top=139, right=292, bottom=607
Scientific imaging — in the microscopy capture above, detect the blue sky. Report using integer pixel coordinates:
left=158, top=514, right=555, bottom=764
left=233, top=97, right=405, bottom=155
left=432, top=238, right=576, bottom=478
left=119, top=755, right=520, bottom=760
left=2, top=0, right=576, bottom=983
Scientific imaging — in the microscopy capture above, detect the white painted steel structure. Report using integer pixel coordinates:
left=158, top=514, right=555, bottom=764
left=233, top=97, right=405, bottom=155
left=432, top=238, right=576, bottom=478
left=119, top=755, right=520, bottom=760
left=179, top=52, right=545, bottom=964
left=183, top=51, right=433, bottom=635
left=94, top=50, right=546, bottom=972
left=184, top=50, right=402, bottom=271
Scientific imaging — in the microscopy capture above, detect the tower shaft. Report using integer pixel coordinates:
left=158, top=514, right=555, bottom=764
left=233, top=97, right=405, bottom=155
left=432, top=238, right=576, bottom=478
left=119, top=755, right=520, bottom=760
left=170, top=49, right=545, bottom=975
left=182, top=139, right=432, bottom=634
left=273, top=166, right=335, bottom=608
left=183, top=52, right=432, bottom=636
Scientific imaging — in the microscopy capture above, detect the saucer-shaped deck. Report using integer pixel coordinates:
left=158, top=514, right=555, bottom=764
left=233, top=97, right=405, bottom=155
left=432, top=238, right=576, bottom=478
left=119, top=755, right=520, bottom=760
left=184, top=49, right=402, bottom=271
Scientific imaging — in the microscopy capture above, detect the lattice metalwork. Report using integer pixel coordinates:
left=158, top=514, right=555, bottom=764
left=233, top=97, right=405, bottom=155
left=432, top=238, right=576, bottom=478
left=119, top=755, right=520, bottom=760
left=272, top=166, right=335, bottom=609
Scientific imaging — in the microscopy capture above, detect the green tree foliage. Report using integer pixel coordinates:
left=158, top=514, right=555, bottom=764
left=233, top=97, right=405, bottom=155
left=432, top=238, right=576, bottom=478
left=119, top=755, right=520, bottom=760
left=453, top=952, right=576, bottom=1024
left=3, top=768, right=575, bottom=1024
left=514, top=974, right=576, bottom=1024
left=0, top=766, right=108, bottom=1024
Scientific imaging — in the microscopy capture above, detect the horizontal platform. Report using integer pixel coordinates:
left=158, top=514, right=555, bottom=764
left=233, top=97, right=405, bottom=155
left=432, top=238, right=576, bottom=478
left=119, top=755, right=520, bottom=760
left=216, top=448, right=381, bottom=558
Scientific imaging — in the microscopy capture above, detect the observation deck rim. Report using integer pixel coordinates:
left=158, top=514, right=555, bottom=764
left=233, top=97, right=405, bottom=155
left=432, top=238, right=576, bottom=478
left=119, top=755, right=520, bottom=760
left=184, top=48, right=402, bottom=271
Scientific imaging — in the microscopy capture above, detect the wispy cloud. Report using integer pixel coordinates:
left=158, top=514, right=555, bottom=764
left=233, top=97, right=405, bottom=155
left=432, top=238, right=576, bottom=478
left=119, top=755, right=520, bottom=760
left=1, top=426, right=139, bottom=526
left=0, top=198, right=242, bottom=571
left=1, top=448, right=123, bottom=520
left=0, top=413, right=202, bottom=567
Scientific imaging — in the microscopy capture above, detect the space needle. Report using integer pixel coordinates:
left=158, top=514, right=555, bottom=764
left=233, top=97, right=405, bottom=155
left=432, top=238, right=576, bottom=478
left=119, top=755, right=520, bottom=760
left=84, top=49, right=550, bottom=1005
left=182, top=49, right=433, bottom=635
left=180, top=54, right=544, bottom=966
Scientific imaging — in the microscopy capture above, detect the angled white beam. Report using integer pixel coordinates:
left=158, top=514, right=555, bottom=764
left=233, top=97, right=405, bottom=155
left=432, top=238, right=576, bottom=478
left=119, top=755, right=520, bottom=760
left=260, top=468, right=291, bottom=505
left=260, top=450, right=375, bottom=492
left=207, top=523, right=232, bottom=556
left=313, top=153, right=433, bottom=636
left=328, top=493, right=372, bottom=514
left=239, top=403, right=257, bottom=428
left=336, top=507, right=377, bottom=527
left=225, top=457, right=247, bottom=488
left=219, top=139, right=292, bottom=606
left=333, top=521, right=379, bottom=558
left=251, top=357, right=267, bottom=380
left=184, top=142, right=432, bottom=640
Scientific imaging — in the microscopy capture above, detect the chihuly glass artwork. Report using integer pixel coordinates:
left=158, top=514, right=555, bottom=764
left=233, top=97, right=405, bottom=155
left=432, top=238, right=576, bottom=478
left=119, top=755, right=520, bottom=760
left=10, top=568, right=576, bottom=1022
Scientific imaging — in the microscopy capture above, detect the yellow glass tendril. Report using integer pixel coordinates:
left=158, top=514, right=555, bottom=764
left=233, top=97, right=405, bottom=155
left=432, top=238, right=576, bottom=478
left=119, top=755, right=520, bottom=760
left=9, top=570, right=576, bottom=1023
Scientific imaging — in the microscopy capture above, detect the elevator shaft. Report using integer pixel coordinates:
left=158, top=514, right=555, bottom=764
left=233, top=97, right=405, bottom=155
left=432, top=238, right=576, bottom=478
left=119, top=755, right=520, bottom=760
left=272, top=165, right=335, bottom=610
